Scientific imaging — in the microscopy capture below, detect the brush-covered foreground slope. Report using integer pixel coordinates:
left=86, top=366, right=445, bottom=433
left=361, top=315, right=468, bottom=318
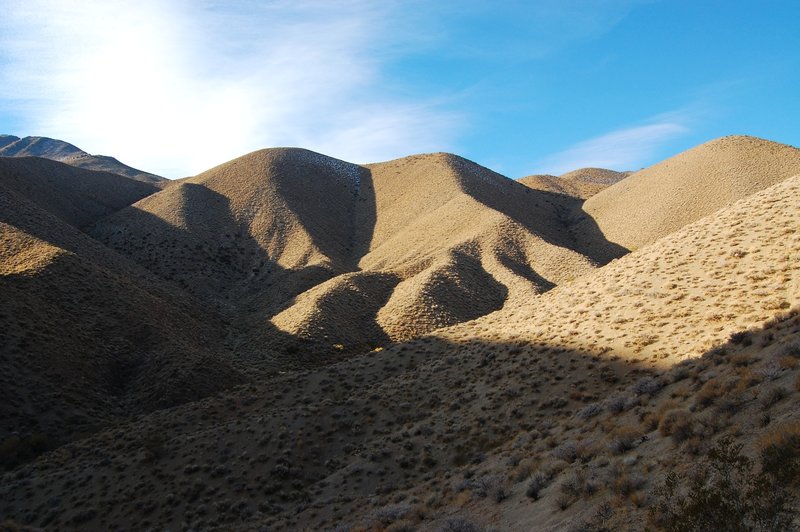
left=3, top=172, right=796, bottom=530
left=0, top=157, right=159, bottom=228
left=0, top=178, right=245, bottom=452
left=0, top=135, right=167, bottom=185
left=94, top=150, right=626, bottom=350
left=518, top=167, right=629, bottom=199
left=582, top=135, right=800, bottom=250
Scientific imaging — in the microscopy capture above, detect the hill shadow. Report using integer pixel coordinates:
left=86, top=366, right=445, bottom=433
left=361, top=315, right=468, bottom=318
left=458, top=168, right=630, bottom=266
left=349, top=167, right=378, bottom=269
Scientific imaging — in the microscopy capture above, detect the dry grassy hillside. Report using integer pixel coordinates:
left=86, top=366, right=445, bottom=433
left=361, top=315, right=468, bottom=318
left=93, top=150, right=626, bottom=352
left=581, top=135, right=800, bottom=250
left=1, top=135, right=799, bottom=532
left=0, top=135, right=166, bottom=185
left=280, top=153, right=621, bottom=344
left=0, top=157, right=159, bottom=228
left=0, top=181, right=249, bottom=459
left=2, top=167, right=795, bottom=531
left=92, top=148, right=365, bottom=308
left=518, top=168, right=629, bottom=199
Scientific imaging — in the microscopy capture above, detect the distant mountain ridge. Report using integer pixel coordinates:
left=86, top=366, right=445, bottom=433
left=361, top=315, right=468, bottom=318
left=0, top=134, right=167, bottom=185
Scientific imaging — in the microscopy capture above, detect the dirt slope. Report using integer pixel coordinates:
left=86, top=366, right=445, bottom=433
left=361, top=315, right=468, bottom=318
left=93, top=150, right=625, bottom=349
left=0, top=182, right=242, bottom=449
left=0, top=156, right=159, bottom=228
left=519, top=167, right=629, bottom=199
left=271, top=153, right=627, bottom=344
left=581, top=135, right=800, bottom=249
left=2, top=171, right=796, bottom=531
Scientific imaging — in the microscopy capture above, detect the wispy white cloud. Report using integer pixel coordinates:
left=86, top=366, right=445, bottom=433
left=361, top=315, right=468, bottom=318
left=0, top=0, right=461, bottom=177
left=532, top=112, right=693, bottom=175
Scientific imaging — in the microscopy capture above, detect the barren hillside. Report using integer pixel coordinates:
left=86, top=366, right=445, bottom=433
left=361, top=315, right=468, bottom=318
left=94, top=150, right=626, bottom=350
left=0, top=135, right=167, bottom=185
left=1, top=135, right=798, bottom=531
left=1, top=170, right=796, bottom=531
left=518, top=167, right=629, bottom=199
left=581, top=135, right=800, bottom=249
left=0, top=169, right=245, bottom=451
left=0, top=157, right=159, bottom=228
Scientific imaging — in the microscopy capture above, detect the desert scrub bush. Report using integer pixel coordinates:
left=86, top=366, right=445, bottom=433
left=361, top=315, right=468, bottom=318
left=371, top=503, right=412, bottom=526
left=658, top=409, right=694, bottom=443
left=650, top=436, right=794, bottom=531
left=777, top=340, right=800, bottom=359
left=552, top=438, right=596, bottom=463
left=525, top=471, right=552, bottom=500
left=758, top=360, right=786, bottom=381
left=556, top=468, right=598, bottom=509
left=552, top=441, right=578, bottom=462
left=632, top=376, right=664, bottom=396
left=440, top=516, right=483, bottom=532
left=608, top=426, right=640, bottom=455
left=605, top=394, right=631, bottom=414
left=0, top=432, right=55, bottom=471
left=694, top=377, right=728, bottom=408
left=576, top=402, right=603, bottom=420
left=668, top=361, right=693, bottom=383
left=729, top=329, right=753, bottom=346
left=760, top=386, right=788, bottom=410
left=758, top=422, right=800, bottom=485
left=609, top=462, right=647, bottom=499
left=733, top=367, right=762, bottom=389
left=455, top=474, right=505, bottom=502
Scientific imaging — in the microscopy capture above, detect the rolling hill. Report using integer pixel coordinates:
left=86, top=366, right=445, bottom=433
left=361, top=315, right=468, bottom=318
left=0, top=135, right=167, bottom=185
left=0, top=134, right=799, bottom=531
left=518, top=167, right=630, bottom=199
left=1, top=160, right=796, bottom=532
left=92, top=149, right=626, bottom=350
left=581, top=135, right=800, bottom=250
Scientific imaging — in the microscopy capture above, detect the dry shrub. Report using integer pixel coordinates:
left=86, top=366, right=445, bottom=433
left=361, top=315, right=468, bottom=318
left=758, top=422, right=800, bottom=485
left=695, top=378, right=726, bottom=408
left=659, top=409, right=694, bottom=443
left=608, top=426, right=640, bottom=455
left=760, top=386, right=788, bottom=410
left=640, top=411, right=659, bottom=432
left=525, top=471, right=551, bottom=500
left=556, top=468, right=598, bottom=510
left=733, top=367, right=762, bottom=390
left=609, top=463, right=646, bottom=499
left=651, top=436, right=793, bottom=531
left=777, top=340, right=800, bottom=359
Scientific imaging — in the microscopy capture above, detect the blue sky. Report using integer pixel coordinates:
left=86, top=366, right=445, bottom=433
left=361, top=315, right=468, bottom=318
left=0, top=0, right=798, bottom=178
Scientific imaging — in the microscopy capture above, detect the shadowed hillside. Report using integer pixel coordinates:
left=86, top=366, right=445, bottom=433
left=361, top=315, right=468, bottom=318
left=0, top=174, right=249, bottom=450
left=0, top=157, right=159, bottom=228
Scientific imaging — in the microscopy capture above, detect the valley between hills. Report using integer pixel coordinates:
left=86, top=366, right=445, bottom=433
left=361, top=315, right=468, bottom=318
left=1, top=134, right=799, bottom=530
